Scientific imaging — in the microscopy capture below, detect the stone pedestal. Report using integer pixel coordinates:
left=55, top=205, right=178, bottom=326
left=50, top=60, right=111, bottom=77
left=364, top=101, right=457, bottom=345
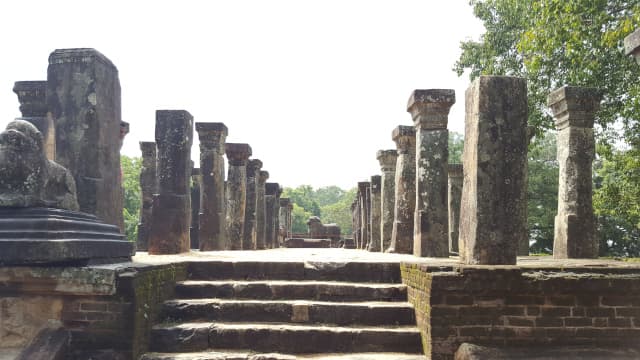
left=358, top=182, right=371, bottom=250
left=265, top=183, right=279, bottom=248
left=368, top=175, right=382, bottom=252
left=47, top=48, right=123, bottom=230
left=13, top=81, right=55, bottom=160
left=377, top=150, right=397, bottom=252
left=195, top=122, right=228, bottom=251
left=448, top=164, right=463, bottom=254
left=389, top=126, right=416, bottom=254
left=256, top=171, right=269, bottom=249
left=136, top=142, right=157, bottom=251
left=147, top=110, right=194, bottom=254
left=408, top=89, right=455, bottom=257
left=548, top=86, right=602, bottom=259
left=225, top=143, right=252, bottom=250
left=459, top=76, right=528, bottom=265
left=243, top=159, right=262, bottom=250
left=190, top=168, right=201, bottom=250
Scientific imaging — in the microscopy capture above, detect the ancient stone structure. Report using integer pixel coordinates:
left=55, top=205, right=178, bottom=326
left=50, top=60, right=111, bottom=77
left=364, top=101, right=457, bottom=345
left=225, top=143, right=252, bottom=250
left=147, top=110, right=194, bottom=254
left=358, top=182, right=371, bottom=250
left=548, top=86, right=602, bottom=259
left=279, top=197, right=291, bottom=244
left=195, top=122, right=228, bottom=251
left=376, top=150, right=397, bottom=252
left=389, top=126, right=416, bottom=254
left=408, top=89, right=455, bottom=258
left=352, top=199, right=361, bottom=247
left=243, top=159, right=262, bottom=250
left=368, top=175, right=382, bottom=252
left=47, top=48, right=123, bottom=230
left=273, top=185, right=283, bottom=248
left=190, top=168, right=201, bottom=250
left=265, top=182, right=279, bottom=248
left=255, top=170, right=269, bottom=249
left=447, top=164, right=463, bottom=254
left=459, top=76, right=528, bottom=265
left=13, top=81, right=55, bottom=160
left=307, top=216, right=341, bottom=243
left=136, top=141, right=157, bottom=251
left=624, top=28, right=640, bottom=64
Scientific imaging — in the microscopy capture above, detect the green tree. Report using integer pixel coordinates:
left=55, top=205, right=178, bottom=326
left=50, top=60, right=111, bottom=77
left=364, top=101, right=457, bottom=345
left=291, top=203, right=313, bottom=233
left=320, top=187, right=357, bottom=235
left=282, top=185, right=321, bottom=217
left=313, top=186, right=347, bottom=207
left=121, top=155, right=141, bottom=242
left=449, top=131, right=464, bottom=163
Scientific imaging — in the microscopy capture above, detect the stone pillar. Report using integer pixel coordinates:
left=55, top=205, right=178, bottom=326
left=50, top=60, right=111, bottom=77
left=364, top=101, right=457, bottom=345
left=273, top=185, right=283, bottom=248
left=147, top=110, right=194, bottom=254
left=136, top=141, right=157, bottom=251
left=47, top=48, right=123, bottom=230
left=13, top=81, right=55, bottom=160
left=377, top=150, right=397, bottom=252
left=225, top=143, right=252, bottom=250
left=255, top=170, right=269, bottom=249
left=624, top=28, right=640, bottom=64
left=190, top=167, right=201, bottom=249
left=408, top=89, right=455, bottom=257
left=352, top=200, right=360, bottom=247
left=448, top=164, right=463, bottom=254
left=548, top=86, right=601, bottom=259
left=388, top=126, right=416, bottom=254
left=265, top=182, right=278, bottom=248
left=195, top=122, right=228, bottom=251
left=368, top=175, right=382, bottom=252
left=459, top=76, right=528, bottom=265
left=243, top=159, right=262, bottom=250
left=279, top=198, right=290, bottom=244
left=358, top=182, right=371, bottom=250
left=287, top=202, right=294, bottom=239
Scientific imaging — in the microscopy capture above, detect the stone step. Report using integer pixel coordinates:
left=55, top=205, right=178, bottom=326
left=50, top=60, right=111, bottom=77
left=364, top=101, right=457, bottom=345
left=141, top=351, right=427, bottom=360
left=175, top=280, right=407, bottom=302
left=187, top=261, right=401, bottom=283
left=161, top=299, right=416, bottom=326
left=150, top=322, right=423, bottom=354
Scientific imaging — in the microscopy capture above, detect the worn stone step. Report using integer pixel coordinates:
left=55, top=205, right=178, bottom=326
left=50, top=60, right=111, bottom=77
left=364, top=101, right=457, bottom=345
left=161, top=299, right=416, bottom=326
left=150, top=322, right=423, bottom=354
left=141, top=351, right=427, bottom=360
left=187, top=261, right=401, bottom=283
left=174, top=280, right=407, bottom=302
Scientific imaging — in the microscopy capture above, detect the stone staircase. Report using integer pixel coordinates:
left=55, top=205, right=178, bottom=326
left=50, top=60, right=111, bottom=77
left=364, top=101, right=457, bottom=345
left=141, top=261, right=426, bottom=360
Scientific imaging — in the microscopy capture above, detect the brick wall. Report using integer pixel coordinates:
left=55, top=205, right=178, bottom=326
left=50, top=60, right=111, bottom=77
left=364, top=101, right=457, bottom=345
left=401, top=263, right=640, bottom=360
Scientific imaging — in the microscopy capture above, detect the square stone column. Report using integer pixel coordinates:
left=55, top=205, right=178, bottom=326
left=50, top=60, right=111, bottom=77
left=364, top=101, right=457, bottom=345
left=225, top=143, right=252, bottom=250
left=256, top=170, right=269, bottom=249
left=377, top=150, right=397, bottom=252
left=190, top=167, right=201, bottom=249
left=243, top=159, right=262, bottom=250
left=265, top=182, right=279, bottom=248
left=388, top=126, right=416, bottom=254
left=195, top=122, right=228, bottom=251
left=274, top=185, right=283, bottom=248
left=447, top=164, right=463, bottom=254
left=358, top=182, right=371, bottom=250
left=352, top=199, right=361, bottom=247
left=459, top=76, right=528, bottom=265
left=279, top=197, right=291, bottom=245
left=148, top=110, right=194, bottom=254
left=47, top=48, right=123, bottom=230
left=408, top=89, right=455, bottom=257
left=548, top=86, right=602, bottom=259
left=136, top=141, right=157, bottom=251
left=13, top=81, right=55, bottom=160
left=368, top=175, right=382, bottom=252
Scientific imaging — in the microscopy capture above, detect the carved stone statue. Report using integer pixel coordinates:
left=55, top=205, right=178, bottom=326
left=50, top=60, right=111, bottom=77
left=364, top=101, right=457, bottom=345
left=0, top=120, right=78, bottom=210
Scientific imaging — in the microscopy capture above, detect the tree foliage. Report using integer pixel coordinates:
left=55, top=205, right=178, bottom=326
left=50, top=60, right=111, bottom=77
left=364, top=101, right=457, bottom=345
left=121, top=155, right=141, bottom=242
left=282, top=185, right=356, bottom=235
left=449, top=131, right=464, bottom=163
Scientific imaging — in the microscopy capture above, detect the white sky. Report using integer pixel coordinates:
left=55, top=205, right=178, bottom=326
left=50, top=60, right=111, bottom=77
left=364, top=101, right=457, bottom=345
left=0, top=1, right=483, bottom=190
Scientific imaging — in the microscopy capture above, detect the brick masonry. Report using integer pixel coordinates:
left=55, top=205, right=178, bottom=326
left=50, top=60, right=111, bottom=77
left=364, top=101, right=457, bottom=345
left=401, top=263, right=640, bottom=360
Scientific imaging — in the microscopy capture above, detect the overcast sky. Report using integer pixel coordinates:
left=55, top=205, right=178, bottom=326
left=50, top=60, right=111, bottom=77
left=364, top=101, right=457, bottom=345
left=0, top=1, right=484, bottom=190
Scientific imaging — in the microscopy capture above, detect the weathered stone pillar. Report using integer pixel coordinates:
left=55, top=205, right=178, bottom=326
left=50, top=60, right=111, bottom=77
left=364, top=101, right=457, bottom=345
left=408, top=89, right=455, bottom=257
left=190, top=167, right=201, bottom=249
left=459, top=76, right=528, bottom=265
left=388, top=126, right=416, bottom=254
left=47, top=48, right=123, bottom=229
left=352, top=200, right=360, bottom=247
left=265, top=182, right=279, bottom=248
left=274, top=185, right=283, bottom=248
left=225, top=143, right=252, bottom=250
left=448, top=164, right=463, bottom=254
left=368, top=175, right=382, bottom=252
left=279, top=198, right=291, bottom=244
left=243, top=159, right=262, bottom=250
left=624, top=28, right=640, bottom=64
left=548, top=86, right=601, bottom=259
left=377, top=150, right=397, bottom=252
left=195, top=122, right=228, bottom=251
left=287, top=202, right=294, bottom=239
left=136, top=141, right=157, bottom=251
left=13, top=81, right=55, bottom=160
left=147, top=110, right=194, bottom=254
left=358, top=182, right=371, bottom=250
left=255, top=170, right=269, bottom=249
